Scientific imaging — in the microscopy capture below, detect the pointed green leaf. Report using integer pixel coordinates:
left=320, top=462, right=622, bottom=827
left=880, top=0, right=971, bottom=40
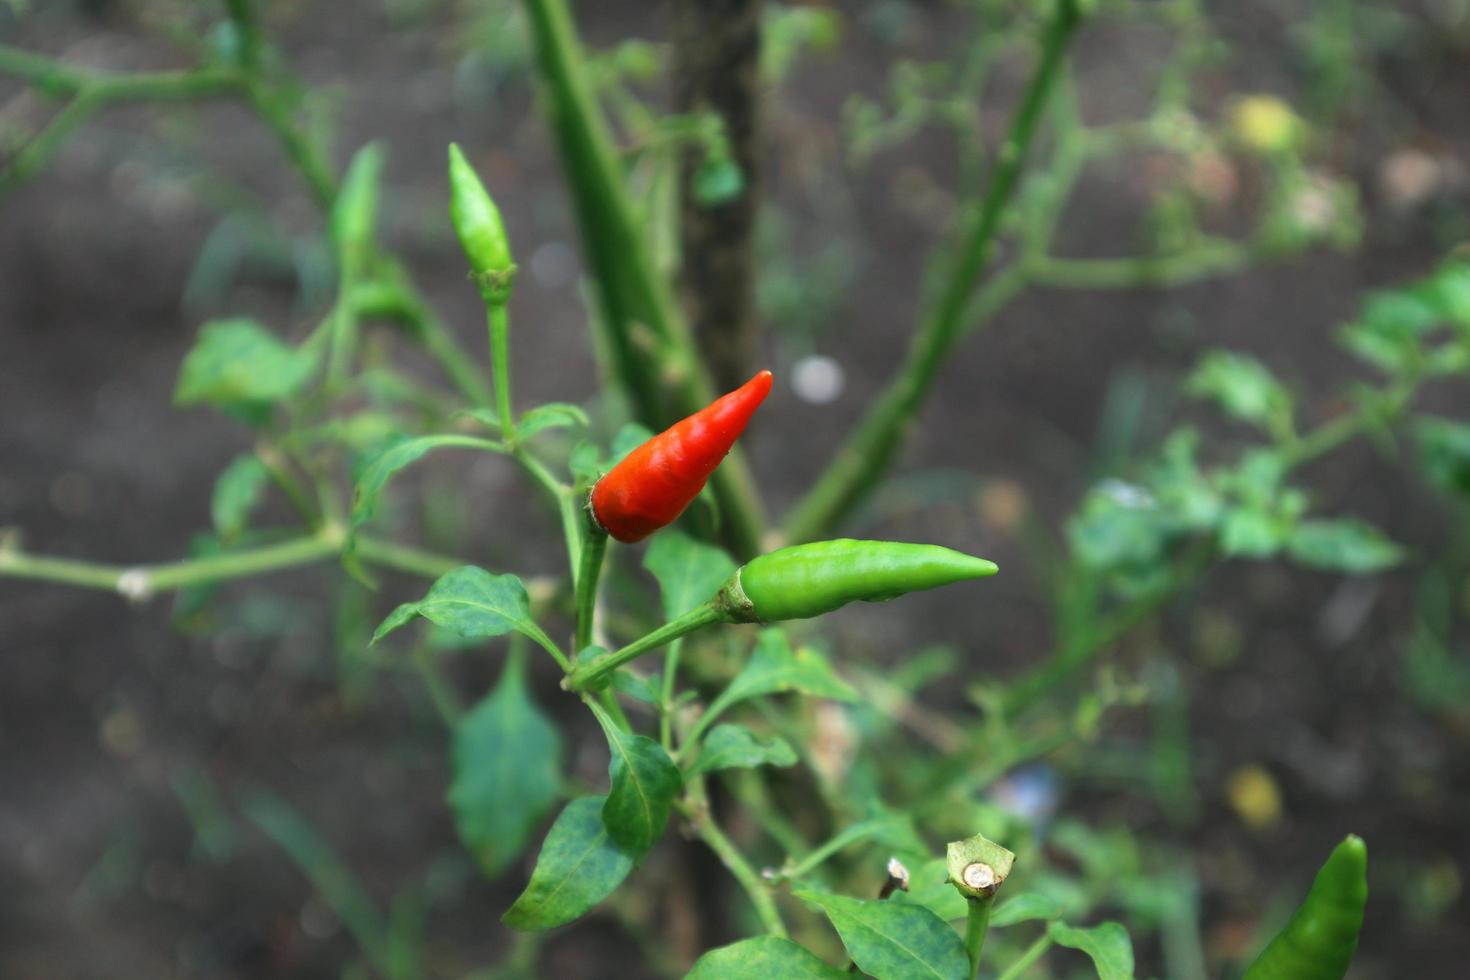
left=518, top=402, right=590, bottom=438
left=611, top=423, right=655, bottom=463
left=1287, top=518, right=1403, bottom=572
left=502, top=796, right=634, bottom=931
left=449, top=657, right=563, bottom=877
left=1048, top=921, right=1135, bottom=980
left=689, top=724, right=797, bottom=776
left=687, top=936, right=846, bottom=979
left=794, top=888, right=969, bottom=980
left=331, top=141, right=385, bottom=262
left=989, top=892, right=1063, bottom=927
left=894, top=859, right=968, bottom=923
left=644, top=530, right=738, bottom=620
left=590, top=703, right=681, bottom=856
left=174, top=318, right=319, bottom=421
left=1415, top=416, right=1470, bottom=497
left=211, top=454, right=270, bottom=543
left=371, top=566, right=550, bottom=651
left=1185, top=351, right=1293, bottom=432
left=243, top=792, right=391, bottom=970
left=351, top=434, right=505, bottom=532
left=706, top=630, right=858, bottom=723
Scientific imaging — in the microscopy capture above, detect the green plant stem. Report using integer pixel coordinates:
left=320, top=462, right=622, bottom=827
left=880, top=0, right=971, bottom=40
left=0, top=52, right=242, bottom=195
left=565, top=603, right=726, bottom=692
left=488, top=302, right=517, bottom=445
left=964, top=894, right=996, bottom=979
left=1025, top=239, right=1261, bottom=290
left=658, top=637, right=684, bottom=751
left=781, top=0, right=1083, bottom=543
left=516, top=447, right=583, bottom=573
left=0, top=531, right=481, bottom=596
left=676, top=791, right=788, bottom=939
left=518, top=0, right=767, bottom=559
left=996, top=934, right=1053, bottom=980
left=768, top=818, right=893, bottom=883
left=574, top=520, right=608, bottom=652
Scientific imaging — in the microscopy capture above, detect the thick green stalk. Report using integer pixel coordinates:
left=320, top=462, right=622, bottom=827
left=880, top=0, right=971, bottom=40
left=565, top=602, right=726, bottom=692
left=781, top=1, right=1084, bottom=544
left=964, top=894, right=996, bottom=979
left=488, top=303, right=516, bottom=444
left=518, top=0, right=767, bottom=558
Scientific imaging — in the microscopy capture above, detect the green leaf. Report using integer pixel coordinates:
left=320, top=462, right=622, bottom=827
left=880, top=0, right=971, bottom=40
left=611, top=422, right=655, bottom=463
left=643, top=529, right=738, bottom=620
left=794, top=888, right=969, bottom=980
left=990, top=892, right=1064, bottom=927
left=687, top=936, right=846, bottom=979
left=689, top=724, right=798, bottom=776
left=1047, top=920, right=1135, bottom=980
left=1415, top=416, right=1470, bottom=497
left=351, top=434, right=504, bottom=532
left=1286, top=518, right=1404, bottom=572
left=569, top=440, right=603, bottom=488
left=331, top=141, right=385, bottom=262
left=174, top=318, right=319, bottom=421
left=706, top=630, right=859, bottom=721
left=1185, top=351, right=1292, bottom=431
left=211, top=454, right=269, bottom=543
left=693, top=157, right=745, bottom=206
left=590, top=704, right=682, bottom=856
left=611, top=670, right=662, bottom=704
left=448, top=656, right=562, bottom=877
left=458, top=407, right=503, bottom=432
left=243, top=792, right=391, bottom=971
left=518, top=402, right=590, bottom=438
left=502, top=796, right=635, bottom=931
left=1218, top=507, right=1284, bottom=558
left=894, top=858, right=968, bottom=923
left=371, top=566, right=550, bottom=650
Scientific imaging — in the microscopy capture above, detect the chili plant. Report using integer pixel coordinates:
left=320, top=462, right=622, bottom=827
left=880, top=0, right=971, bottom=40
left=3, top=0, right=1464, bottom=976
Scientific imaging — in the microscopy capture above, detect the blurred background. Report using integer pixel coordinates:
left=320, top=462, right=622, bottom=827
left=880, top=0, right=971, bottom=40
left=2, top=0, right=1468, bottom=977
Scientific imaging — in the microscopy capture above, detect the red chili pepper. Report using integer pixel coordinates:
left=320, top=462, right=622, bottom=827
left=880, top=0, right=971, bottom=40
left=590, top=370, right=773, bottom=543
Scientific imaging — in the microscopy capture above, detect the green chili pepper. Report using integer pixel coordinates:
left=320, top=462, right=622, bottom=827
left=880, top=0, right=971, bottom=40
left=719, top=540, right=998, bottom=623
left=447, top=142, right=514, bottom=298
left=1243, top=835, right=1367, bottom=980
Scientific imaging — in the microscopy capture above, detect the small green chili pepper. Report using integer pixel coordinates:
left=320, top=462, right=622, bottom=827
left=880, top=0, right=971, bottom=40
left=719, top=539, right=998, bottom=623
left=1243, top=835, right=1367, bottom=980
left=447, top=142, right=514, bottom=298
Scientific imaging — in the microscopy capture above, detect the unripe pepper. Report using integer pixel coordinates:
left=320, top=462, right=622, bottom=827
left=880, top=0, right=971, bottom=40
left=447, top=143, right=514, bottom=299
left=718, top=539, right=998, bottom=622
left=1243, top=835, right=1367, bottom=980
left=590, top=370, right=772, bottom=543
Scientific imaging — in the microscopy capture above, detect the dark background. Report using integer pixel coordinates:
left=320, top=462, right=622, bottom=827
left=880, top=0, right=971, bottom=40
left=2, top=1, right=1468, bottom=977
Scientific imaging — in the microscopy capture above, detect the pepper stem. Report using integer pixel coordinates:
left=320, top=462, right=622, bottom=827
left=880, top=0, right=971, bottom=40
left=964, top=893, right=995, bottom=979
left=487, top=301, right=516, bottom=444
left=566, top=601, right=727, bottom=692
left=574, top=510, right=608, bottom=653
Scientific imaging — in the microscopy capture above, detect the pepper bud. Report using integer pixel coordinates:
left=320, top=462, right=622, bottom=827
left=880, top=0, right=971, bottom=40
left=447, top=142, right=515, bottom=301
left=590, top=370, right=773, bottom=543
